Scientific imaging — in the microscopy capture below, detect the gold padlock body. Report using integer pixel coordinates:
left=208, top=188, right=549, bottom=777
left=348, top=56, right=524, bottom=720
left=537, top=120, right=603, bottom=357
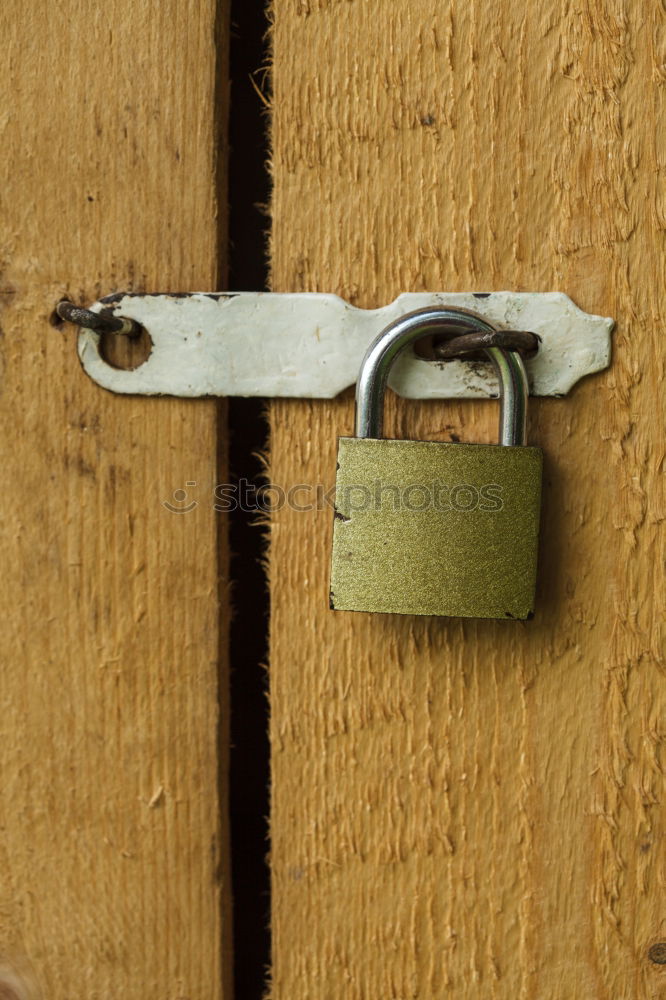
left=330, top=437, right=542, bottom=619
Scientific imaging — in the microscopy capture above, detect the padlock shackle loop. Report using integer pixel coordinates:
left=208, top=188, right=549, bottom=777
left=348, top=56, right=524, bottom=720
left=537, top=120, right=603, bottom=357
left=355, top=307, right=528, bottom=446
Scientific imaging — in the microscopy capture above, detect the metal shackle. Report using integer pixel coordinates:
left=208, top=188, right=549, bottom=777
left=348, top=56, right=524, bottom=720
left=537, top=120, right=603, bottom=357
left=355, top=307, right=529, bottom=446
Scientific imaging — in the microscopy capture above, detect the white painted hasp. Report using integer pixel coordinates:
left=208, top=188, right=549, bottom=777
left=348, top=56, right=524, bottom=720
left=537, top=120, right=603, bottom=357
left=77, top=292, right=614, bottom=399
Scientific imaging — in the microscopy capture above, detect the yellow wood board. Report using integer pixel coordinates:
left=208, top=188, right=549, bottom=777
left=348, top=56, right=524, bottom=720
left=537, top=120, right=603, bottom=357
left=0, top=2, right=230, bottom=996
left=269, top=3, right=665, bottom=997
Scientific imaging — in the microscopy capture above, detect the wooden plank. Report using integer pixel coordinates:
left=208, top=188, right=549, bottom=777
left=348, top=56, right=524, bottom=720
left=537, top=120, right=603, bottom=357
left=0, top=2, right=230, bottom=997
left=269, top=2, right=665, bottom=997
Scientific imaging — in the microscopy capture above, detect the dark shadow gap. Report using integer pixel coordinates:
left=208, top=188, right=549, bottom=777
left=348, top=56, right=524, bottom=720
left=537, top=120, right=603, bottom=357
left=226, top=1, right=271, bottom=999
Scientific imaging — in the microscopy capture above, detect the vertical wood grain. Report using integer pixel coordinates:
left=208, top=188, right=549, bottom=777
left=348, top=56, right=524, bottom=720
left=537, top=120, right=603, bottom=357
left=0, top=2, right=230, bottom=996
left=268, top=2, right=665, bottom=997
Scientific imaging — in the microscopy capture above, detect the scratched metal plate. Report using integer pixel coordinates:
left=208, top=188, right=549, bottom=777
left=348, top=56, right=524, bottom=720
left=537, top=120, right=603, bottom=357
left=76, top=291, right=614, bottom=399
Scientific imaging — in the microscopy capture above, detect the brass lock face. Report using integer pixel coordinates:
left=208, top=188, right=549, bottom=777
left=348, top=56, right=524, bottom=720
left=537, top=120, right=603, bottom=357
left=330, top=307, right=543, bottom=620
left=331, top=438, right=541, bottom=618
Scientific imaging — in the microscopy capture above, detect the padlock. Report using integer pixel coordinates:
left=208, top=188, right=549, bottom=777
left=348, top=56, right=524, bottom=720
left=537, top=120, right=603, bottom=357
left=330, top=307, right=543, bottom=619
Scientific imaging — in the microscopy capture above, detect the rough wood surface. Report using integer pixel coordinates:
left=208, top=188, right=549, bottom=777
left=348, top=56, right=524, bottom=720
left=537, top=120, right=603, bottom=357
left=0, top=2, right=229, bottom=997
left=269, top=3, right=665, bottom=997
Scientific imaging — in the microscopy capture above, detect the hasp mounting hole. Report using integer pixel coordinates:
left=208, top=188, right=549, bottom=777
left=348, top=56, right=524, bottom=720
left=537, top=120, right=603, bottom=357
left=99, top=324, right=152, bottom=370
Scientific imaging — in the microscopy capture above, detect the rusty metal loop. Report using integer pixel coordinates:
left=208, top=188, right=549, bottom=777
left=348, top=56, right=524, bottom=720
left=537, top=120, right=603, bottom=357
left=432, top=328, right=539, bottom=360
left=356, top=307, right=529, bottom=445
left=55, top=300, right=142, bottom=338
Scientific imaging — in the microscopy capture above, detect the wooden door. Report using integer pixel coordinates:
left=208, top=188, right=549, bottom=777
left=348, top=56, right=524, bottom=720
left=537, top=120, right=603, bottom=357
left=2, top=2, right=665, bottom=999
left=0, top=2, right=230, bottom=996
left=269, top=3, right=666, bottom=999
